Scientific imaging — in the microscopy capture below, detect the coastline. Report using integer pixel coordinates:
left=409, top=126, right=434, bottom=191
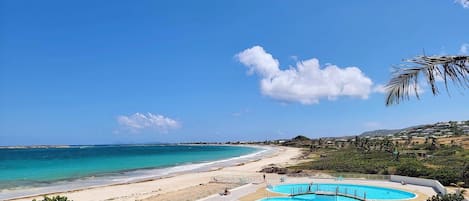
left=3, top=145, right=302, bottom=201
left=1, top=144, right=268, bottom=200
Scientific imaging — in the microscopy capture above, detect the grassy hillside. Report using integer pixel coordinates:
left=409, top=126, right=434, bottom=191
left=288, top=143, right=469, bottom=187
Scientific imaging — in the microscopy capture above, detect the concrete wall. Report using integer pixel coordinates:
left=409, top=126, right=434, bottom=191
left=390, top=175, right=447, bottom=195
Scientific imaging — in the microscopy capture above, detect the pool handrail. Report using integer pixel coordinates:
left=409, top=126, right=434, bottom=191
left=289, top=184, right=367, bottom=201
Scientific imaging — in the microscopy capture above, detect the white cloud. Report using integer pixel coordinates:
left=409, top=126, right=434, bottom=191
left=455, top=0, right=469, bottom=8
left=433, top=71, right=445, bottom=82
left=289, top=55, right=298, bottom=61
left=372, top=84, right=387, bottom=93
left=236, top=46, right=280, bottom=78
left=373, top=83, right=424, bottom=95
left=460, top=43, right=469, bottom=54
left=117, top=113, right=180, bottom=133
left=235, top=46, right=373, bottom=104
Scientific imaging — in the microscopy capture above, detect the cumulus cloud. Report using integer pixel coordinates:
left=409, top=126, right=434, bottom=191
left=372, top=84, right=387, bottom=93
left=373, top=83, right=425, bottom=95
left=236, top=46, right=280, bottom=78
left=460, top=43, right=469, bottom=54
left=235, top=46, right=373, bottom=104
left=117, top=113, right=180, bottom=133
left=455, top=0, right=469, bottom=8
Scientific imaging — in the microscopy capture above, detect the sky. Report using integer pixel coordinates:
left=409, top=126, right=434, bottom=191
left=1, top=0, right=468, bottom=146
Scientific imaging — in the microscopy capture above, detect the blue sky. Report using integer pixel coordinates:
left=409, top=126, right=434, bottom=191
left=1, top=0, right=468, bottom=145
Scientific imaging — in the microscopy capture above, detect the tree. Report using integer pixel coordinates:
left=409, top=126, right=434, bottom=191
left=429, top=137, right=438, bottom=151
left=463, top=162, right=469, bottom=188
left=406, top=136, right=413, bottom=147
left=382, top=137, right=394, bottom=152
left=354, top=136, right=360, bottom=147
left=385, top=55, right=469, bottom=106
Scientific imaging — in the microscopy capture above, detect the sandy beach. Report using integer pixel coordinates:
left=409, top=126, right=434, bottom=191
left=6, top=146, right=302, bottom=201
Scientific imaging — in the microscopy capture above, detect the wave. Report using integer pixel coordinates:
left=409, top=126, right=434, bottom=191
left=0, top=145, right=274, bottom=200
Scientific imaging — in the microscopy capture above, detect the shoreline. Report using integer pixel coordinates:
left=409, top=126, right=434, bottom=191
left=1, top=144, right=270, bottom=200
left=3, top=145, right=302, bottom=201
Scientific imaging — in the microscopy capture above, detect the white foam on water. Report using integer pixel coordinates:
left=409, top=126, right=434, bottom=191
left=0, top=145, right=275, bottom=200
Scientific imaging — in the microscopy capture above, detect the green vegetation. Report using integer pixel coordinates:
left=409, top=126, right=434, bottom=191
left=426, top=193, right=465, bottom=201
left=288, top=137, right=469, bottom=187
left=32, top=195, right=71, bottom=201
left=295, top=148, right=396, bottom=174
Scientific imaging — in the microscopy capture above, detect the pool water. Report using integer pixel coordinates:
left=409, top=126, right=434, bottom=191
left=261, top=194, right=360, bottom=201
left=266, top=183, right=416, bottom=200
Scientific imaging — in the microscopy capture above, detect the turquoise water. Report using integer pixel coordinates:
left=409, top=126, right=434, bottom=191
left=0, top=145, right=259, bottom=189
left=261, top=194, right=359, bottom=201
left=268, top=183, right=416, bottom=200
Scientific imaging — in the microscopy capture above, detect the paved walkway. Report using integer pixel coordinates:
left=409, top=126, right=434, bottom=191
left=198, top=175, right=439, bottom=201
left=198, top=183, right=259, bottom=201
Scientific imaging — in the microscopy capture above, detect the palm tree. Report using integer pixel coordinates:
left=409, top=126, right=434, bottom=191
left=385, top=55, right=469, bottom=106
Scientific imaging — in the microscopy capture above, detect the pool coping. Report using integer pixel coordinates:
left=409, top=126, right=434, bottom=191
left=262, top=182, right=419, bottom=201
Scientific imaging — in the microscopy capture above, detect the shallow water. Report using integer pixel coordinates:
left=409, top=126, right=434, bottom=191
left=0, top=144, right=259, bottom=190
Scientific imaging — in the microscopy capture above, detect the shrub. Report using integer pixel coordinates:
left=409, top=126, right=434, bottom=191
left=463, top=164, right=469, bottom=188
left=32, top=195, right=71, bottom=201
left=428, top=169, right=460, bottom=186
left=426, top=193, right=464, bottom=201
left=395, top=160, right=430, bottom=177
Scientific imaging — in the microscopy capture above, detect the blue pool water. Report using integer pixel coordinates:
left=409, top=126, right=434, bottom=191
left=266, top=183, right=416, bottom=200
left=262, top=194, right=359, bottom=201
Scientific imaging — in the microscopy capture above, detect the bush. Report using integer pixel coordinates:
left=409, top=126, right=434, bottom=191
left=32, top=195, right=71, bottom=201
left=463, top=164, right=469, bottom=188
left=395, top=160, right=430, bottom=177
left=306, top=149, right=397, bottom=174
left=428, top=169, right=460, bottom=186
left=426, top=193, right=464, bottom=201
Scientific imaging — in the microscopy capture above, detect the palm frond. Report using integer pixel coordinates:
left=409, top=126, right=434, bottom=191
left=385, top=55, right=469, bottom=106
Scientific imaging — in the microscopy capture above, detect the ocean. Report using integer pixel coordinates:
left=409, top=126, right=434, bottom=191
left=0, top=144, right=262, bottom=194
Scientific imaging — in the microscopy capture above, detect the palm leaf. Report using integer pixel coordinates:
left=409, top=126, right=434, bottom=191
left=385, top=55, right=469, bottom=106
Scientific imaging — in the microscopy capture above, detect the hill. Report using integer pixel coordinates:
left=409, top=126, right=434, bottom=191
left=358, top=129, right=402, bottom=137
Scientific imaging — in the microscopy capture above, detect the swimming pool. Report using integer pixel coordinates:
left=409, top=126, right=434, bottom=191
left=264, top=183, right=416, bottom=200
left=261, top=194, right=360, bottom=201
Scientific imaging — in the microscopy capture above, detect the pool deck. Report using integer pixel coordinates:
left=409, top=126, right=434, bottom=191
left=199, top=174, right=438, bottom=201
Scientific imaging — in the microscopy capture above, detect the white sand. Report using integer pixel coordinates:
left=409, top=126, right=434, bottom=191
left=8, top=146, right=302, bottom=201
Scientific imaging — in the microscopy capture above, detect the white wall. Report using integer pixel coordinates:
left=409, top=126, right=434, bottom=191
left=390, top=175, right=447, bottom=195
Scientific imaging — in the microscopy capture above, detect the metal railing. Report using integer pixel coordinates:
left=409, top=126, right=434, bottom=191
left=328, top=173, right=390, bottom=180
left=210, top=175, right=263, bottom=184
left=289, top=184, right=367, bottom=201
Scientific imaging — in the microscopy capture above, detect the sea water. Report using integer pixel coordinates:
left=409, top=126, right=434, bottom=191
left=0, top=145, right=261, bottom=191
